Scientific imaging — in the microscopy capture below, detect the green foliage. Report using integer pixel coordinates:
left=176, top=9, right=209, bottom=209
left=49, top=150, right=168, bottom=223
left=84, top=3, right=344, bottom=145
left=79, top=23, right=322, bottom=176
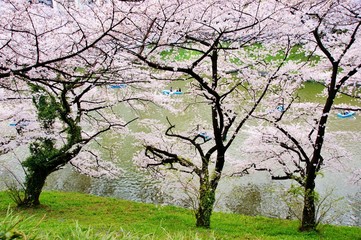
left=196, top=185, right=216, bottom=228
left=282, top=185, right=345, bottom=229
left=286, top=184, right=320, bottom=206
left=0, top=191, right=360, bottom=240
left=265, top=44, right=320, bottom=63
left=160, top=47, right=202, bottom=61
left=22, top=138, right=58, bottom=170
left=295, top=81, right=361, bottom=106
left=0, top=207, right=39, bottom=240
left=16, top=83, right=83, bottom=206
left=28, top=83, right=60, bottom=130
left=226, top=43, right=321, bottom=65
left=4, top=183, right=25, bottom=207
left=287, top=184, right=305, bottom=197
left=54, top=222, right=122, bottom=240
left=223, top=43, right=321, bottom=71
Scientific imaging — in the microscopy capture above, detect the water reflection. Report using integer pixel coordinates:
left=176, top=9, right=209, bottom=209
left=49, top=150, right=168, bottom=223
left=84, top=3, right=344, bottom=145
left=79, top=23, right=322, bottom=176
left=1, top=87, right=360, bottom=227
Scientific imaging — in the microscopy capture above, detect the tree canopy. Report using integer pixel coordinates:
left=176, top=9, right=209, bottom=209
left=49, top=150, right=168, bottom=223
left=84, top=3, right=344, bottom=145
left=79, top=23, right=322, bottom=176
left=0, top=0, right=360, bottom=230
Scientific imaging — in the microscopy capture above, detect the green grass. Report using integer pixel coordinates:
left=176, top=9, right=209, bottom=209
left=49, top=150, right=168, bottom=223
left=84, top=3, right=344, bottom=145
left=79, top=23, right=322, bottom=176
left=160, top=47, right=202, bottom=61
left=0, top=191, right=360, bottom=239
left=297, top=81, right=361, bottom=106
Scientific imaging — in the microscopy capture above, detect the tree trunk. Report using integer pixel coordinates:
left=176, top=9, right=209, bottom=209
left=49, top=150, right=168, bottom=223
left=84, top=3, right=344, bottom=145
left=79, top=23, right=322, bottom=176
left=300, top=166, right=316, bottom=231
left=195, top=181, right=216, bottom=228
left=20, top=168, right=49, bottom=207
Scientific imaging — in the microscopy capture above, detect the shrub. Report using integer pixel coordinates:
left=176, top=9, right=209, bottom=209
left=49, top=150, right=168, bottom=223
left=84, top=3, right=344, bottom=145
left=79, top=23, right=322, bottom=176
left=0, top=207, right=40, bottom=240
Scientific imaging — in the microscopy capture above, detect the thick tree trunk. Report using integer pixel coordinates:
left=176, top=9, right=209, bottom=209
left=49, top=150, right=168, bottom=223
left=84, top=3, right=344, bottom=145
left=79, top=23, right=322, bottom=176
left=298, top=69, right=337, bottom=230
left=301, top=191, right=316, bottom=231
left=20, top=145, right=80, bottom=207
left=195, top=182, right=216, bottom=228
left=20, top=168, right=49, bottom=207
left=300, top=166, right=316, bottom=231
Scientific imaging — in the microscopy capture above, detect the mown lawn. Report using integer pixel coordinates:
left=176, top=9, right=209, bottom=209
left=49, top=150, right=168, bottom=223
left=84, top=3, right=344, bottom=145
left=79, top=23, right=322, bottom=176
left=0, top=191, right=360, bottom=239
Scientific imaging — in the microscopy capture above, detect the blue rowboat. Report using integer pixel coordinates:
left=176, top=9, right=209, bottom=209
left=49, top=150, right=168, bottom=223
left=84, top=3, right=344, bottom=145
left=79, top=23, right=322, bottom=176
left=337, top=111, right=355, bottom=118
left=162, top=90, right=183, bottom=95
left=276, top=105, right=285, bottom=112
left=110, top=84, right=127, bottom=89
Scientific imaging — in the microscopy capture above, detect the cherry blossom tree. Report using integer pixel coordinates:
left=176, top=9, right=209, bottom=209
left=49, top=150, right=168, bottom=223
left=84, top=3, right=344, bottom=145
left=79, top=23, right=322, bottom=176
left=240, top=0, right=361, bottom=231
left=112, top=0, right=306, bottom=228
left=0, top=0, right=149, bottom=206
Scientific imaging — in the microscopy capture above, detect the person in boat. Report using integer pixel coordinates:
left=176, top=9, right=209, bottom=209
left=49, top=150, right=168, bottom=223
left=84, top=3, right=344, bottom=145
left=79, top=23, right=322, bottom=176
left=194, top=125, right=212, bottom=142
left=178, top=88, right=182, bottom=92
left=15, top=118, right=29, bottom=135
left=197, top=132, right=211, bottom=142
left=276, top=104, right=285, bottom=112
left=170, top=87, right=173, bottom=92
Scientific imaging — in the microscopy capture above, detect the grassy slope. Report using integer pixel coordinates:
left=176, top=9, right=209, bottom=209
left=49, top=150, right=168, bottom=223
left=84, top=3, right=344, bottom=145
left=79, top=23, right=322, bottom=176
left=0, top=191, right=360, bottom=239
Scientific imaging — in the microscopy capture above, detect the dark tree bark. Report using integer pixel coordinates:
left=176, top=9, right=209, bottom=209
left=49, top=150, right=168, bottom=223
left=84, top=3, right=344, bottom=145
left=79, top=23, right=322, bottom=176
left=298, top=18, right=359, bottom=229
left=196, top=176, right=216, bottom=228
left=300, top=166, right=317, bottom=231
left=17, top=80, right=129, bottom=207
left=21, top=169, right=47, bottom=207
left=20, top=114, right=83, bottom=207
left=255, top=15, right=361, bottom=231
left=123, top=0, right=291, bottom=228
